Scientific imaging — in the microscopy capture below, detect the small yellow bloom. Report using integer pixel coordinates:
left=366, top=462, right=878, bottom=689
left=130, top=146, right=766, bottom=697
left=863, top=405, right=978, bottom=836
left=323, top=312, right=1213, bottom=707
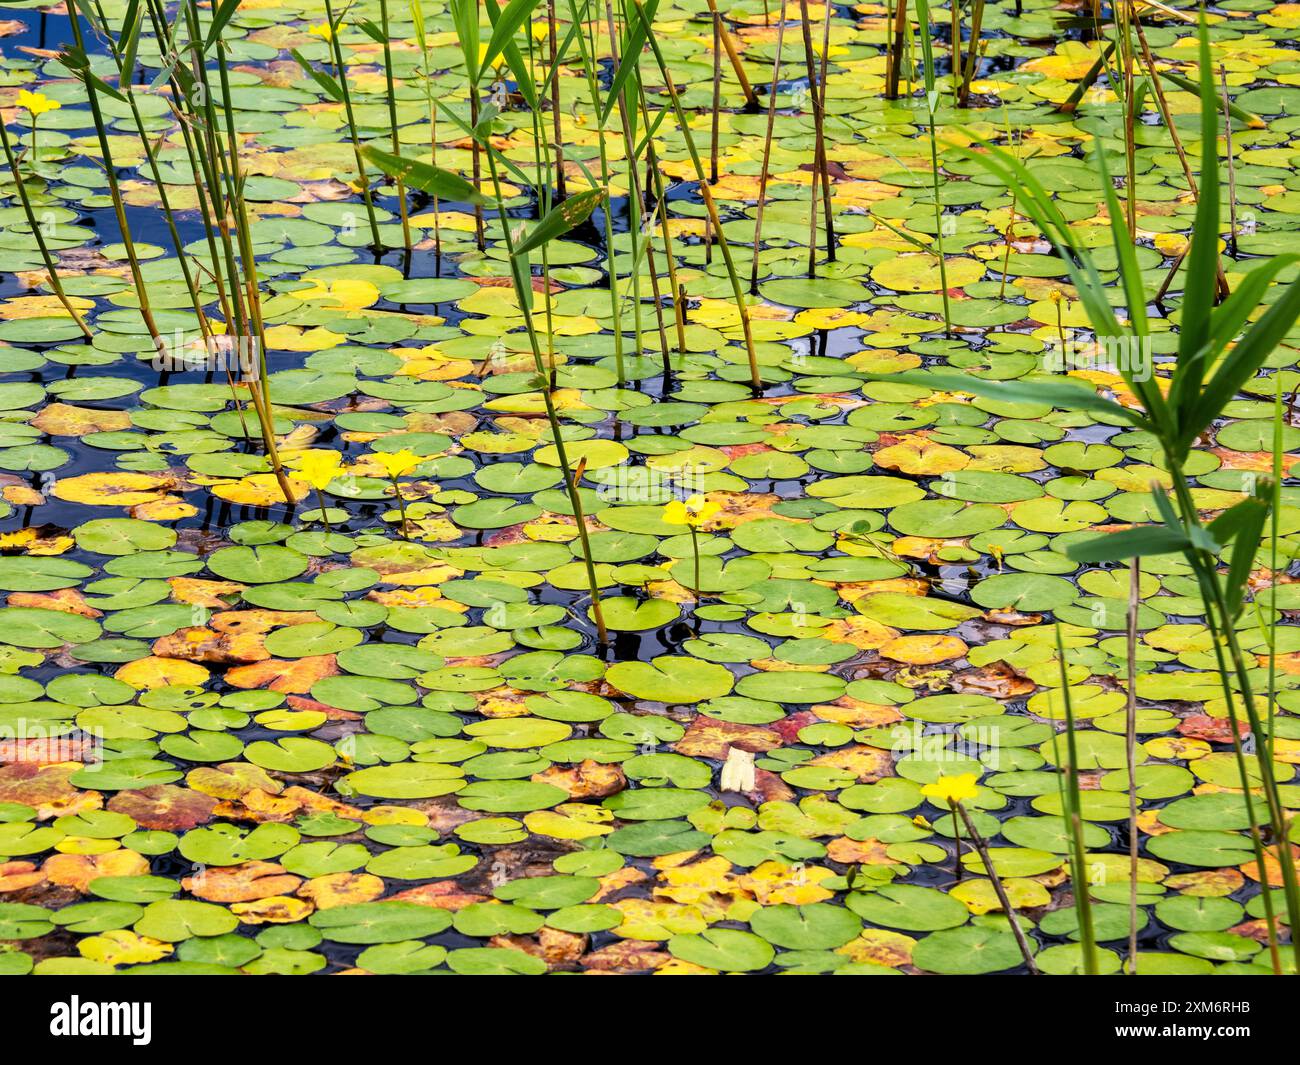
left=308, top=21, right=334, bottom=41
left=662, top=494, right=722, bottom=529
left=920, top=773, right=980, bottom=805
left=372, top=448, right=422, bottom=479
left=294, top=450, right=343, bottom=491
left=17, top=89, right=60, bottom=118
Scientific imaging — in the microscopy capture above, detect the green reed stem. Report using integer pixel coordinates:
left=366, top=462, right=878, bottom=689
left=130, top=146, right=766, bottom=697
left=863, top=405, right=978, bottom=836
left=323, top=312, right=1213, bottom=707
left=1054, top=624, right=1100, bottom=975
left=378, top=0, right=412, bottom=250
left=0, top=115, right=92, bottom=339
left=322, top=0, right=383, bottom=249
left=480, top=140, right=608, bottom=645
left=65, top=0, right=161, bottom=345
left=633, top=0, right=760, bottom=390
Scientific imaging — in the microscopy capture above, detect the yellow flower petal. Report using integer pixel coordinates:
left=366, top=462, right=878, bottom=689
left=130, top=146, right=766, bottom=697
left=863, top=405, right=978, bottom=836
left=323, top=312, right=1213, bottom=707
left=372, top=448, right=423, bottom=478
left=292, top=450, right=344, bottom=491
left=920, top=772, right=981, bottom=805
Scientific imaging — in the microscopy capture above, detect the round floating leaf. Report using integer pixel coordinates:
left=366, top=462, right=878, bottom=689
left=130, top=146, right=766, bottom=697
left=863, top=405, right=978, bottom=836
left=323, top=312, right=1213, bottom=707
left=911, top=924, right=1033, bottom=974
left=605, top=657, right=734, bottom=704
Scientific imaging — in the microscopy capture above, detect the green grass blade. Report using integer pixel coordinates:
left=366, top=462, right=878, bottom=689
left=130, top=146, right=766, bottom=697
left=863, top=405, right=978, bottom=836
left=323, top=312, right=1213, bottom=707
left=363, top=145, right=488, bottom=205
left=1182, top=279, right=1300, bottom=448
left=513, top=186, right=606, bottom=255
left=873, top=369, right=1150, bottom=428
left=1205, top=254, right=1300, bottom=362
left=1170, top=17, right=1222, bottom=417
left=1064, top=526, right=1191, bottom=563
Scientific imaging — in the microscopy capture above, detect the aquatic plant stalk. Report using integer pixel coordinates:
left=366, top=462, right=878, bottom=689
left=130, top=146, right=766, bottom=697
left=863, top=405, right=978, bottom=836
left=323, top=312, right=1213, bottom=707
left=796, top=0, right=835, bottom=273
left=885, top=0, right=908, bottom=98
left=482, top=141, right=611, bottom=643
left=1124, top=558, right=1139, bottom=973
left=64, top=0, right=161, bottom=345
left=377, top=0, right=413, bottom=250
left=368, top=8, right=611, bottom=643
left=164, top=0, right=296, bottom=506
left=1133, top=15, right=1228, bottom=299
left=212, top=44, right=298, bottom=507
left=958, top=0, right=985, bottom=107
left=1054, top=625, right=1100, bottom=975
left=890, top=18, right=1300, bottom=968
left=633, top=0, right=761, bottom=390
left=566, top=0, right=626, bottom=383
left=600, top=0, right=649, bottom=378
left=321, top=0, right=384, bottom=249
left=89, top=0, right=214, bottom=339
left=950, top=798, right=1040, bottom=974
left=1220, top=63, right=1239, bottom=254
left=635, top=83, right=689, bottom=354
left=548, top=0, right=567, bottom=199
left=386, top=476, right=411, bottom=538
left=0, top=113, right=92, bottom=339
left=750, top=0, right=788, bottom=295
left=913, top=0, right=952, bottom=335
left=701, top=0, right=758, bottom=107
left=409, top=0, right=442, bottom=261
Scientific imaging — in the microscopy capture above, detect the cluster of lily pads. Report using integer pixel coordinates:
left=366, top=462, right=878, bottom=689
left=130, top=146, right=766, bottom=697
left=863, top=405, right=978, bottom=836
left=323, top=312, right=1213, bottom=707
left=0, top=0, right=1298, bottom=975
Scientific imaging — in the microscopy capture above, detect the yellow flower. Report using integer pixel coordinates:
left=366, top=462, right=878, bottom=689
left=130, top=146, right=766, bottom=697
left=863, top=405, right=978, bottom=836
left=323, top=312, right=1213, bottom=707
left=372, top=448, right=422, bottom=479
left=308, top=21, right=334, bottom=41
left=294, top=450, right=343, bottom=491
left=920, top=773, right=980, bottom=805
left=17, top=89, right=60, bottom=118
left=662, top=494, right=722, bottom=529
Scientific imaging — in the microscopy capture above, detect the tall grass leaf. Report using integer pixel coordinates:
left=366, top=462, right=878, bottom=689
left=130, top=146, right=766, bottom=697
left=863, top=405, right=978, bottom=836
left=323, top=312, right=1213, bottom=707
left=513, top=186, right=606, bottom=254
left=632, top=105, right=670, bottom=159
left=203, top=0, right=242, bottom=52
left=290, top=48, right=346, bottom=102
left=363, top=145, right=489, bottom=204
left=119, top=0, right=145, bottom=83
left=1156, top=68, right=1264, bottom=130
left=1149, top=485, right=1183, bottom=532
left=873, top=370, right=1150, bottom=428
left=430, top=98, right=534, bottom=186
left=483, top=0, right=543, bottom=71
left=87, top=68, right=129, bottom=104
left=1181, top=280, right=1300, bottom=448
left=1093, top=145, right=1149, bottom=341
left=1088, top=144, right=1173, bottom=427
left=1209, top=492, right=1271, bottom=618
left=913, top=0, right=936, bottom=97
left=1064, top=526, right=1191, bottom=563
left=1060, top=41, right=1115, bottom=114
left=69, top=0, right=105, bottom=35
left=483, top=0, right=539, bottom=108
left=1205, top=254, right=1300, bottom=362
left=958, top=144, right=1123, bottom=340
left=449, top=0, right=481, bottom=80
left=1170, top=17, right=1221, bottom=417
left=602, top=0, right=660, bottom=125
